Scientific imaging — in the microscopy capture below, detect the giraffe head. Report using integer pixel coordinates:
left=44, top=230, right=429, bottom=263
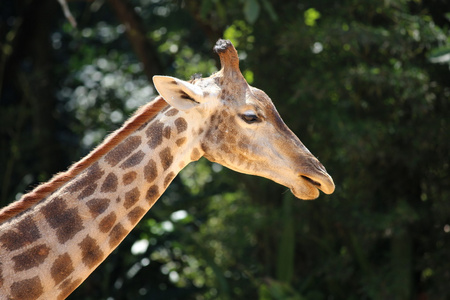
left=153, top=39, right=334, bottom=199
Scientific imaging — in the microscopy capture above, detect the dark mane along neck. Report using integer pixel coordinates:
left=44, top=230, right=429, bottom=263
left=0, top=96, right=168, bottom=224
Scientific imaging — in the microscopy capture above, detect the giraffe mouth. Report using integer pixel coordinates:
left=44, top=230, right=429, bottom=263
left=300, top=175, right=321, bottom=188
left=296, top=172, right=335, bottom=198
left=289, top=173, right=334, bottom=200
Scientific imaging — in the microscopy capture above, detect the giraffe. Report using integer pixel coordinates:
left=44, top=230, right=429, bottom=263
left=0, top=39, right=334, bottom=299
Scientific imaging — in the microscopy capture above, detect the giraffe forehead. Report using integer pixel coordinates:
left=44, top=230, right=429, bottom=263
left=193, top=72, right=275, bottom=116
left=192, top=74, right=248, bottom=103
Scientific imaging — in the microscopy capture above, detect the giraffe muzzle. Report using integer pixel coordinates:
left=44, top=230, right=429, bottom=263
left=290, top=157, right=335, bottom=199
left=289, top=171, right=334, bottom=200
left=300, top=172, right=335, bottom=195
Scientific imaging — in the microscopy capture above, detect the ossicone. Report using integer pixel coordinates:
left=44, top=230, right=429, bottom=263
left=213, top=39, right=244, bottom=80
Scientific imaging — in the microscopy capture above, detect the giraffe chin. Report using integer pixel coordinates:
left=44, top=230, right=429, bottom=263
left=290, top=185, right=320, bottom=200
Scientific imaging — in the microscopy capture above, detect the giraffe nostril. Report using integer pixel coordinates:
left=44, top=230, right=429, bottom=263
left=300, top=175, right=321, bottom=187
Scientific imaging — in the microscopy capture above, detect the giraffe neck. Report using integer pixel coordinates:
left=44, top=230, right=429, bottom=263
left=0, top=103, right=205, bottom=299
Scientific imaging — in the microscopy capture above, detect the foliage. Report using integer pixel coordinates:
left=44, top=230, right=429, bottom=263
left=1, top=0, right=449, bottom=299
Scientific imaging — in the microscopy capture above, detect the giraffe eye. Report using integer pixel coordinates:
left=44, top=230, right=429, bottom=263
left=240, top=111, right=260, bottom=124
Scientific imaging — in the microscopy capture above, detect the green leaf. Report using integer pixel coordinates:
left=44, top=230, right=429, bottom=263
left=427, top=46, right=450, bottom=64
left=304, top=8, right=321, bottom=26
left=243, top=69, right=254, bottom=84
left=200, top=0, right=213, bottom=19
left=244, top=0, right=261, bottom=24
left=261, top=0, right=278, bottom=22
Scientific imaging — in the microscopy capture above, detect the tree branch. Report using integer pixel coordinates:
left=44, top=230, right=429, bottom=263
left=107, top=0, right=163, bottom=82
left=57, top=0, right=78, bottom=27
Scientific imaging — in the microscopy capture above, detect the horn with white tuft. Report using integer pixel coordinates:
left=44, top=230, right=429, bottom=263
left=213, top=39, right=244, bottom=80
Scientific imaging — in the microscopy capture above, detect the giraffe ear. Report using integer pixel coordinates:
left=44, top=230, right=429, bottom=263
left=153, top=76, right=204, bottom=110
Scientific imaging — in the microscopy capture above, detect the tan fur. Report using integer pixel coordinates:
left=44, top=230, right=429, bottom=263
left=0, top=96, right=168, bottom=224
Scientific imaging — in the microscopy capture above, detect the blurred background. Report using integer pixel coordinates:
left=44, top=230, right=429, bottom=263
left=1, top=0, right=449, bottom=299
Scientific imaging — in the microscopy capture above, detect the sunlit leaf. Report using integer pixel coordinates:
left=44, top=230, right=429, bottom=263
left=304, top=8, right=321, bottom=26
left=428, top=46, right=450, bottom=64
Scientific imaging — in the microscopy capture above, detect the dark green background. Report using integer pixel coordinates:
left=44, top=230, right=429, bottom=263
left=1, top=0, right=449, bottom=299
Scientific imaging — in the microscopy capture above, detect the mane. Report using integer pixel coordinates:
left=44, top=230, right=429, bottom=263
left=0, top=96, right=168, bottom=224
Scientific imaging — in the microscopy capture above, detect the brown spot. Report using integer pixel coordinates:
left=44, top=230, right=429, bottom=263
left=116, top=197, right=121, bottom=203
left=67, top=162, right=104, bottom=193
left=79, top=235, right=104, bottom=268
left=216, top=130, right=225, bottom=142
left=51, top=253, right=74, bottom=285
left=123, top=171, right=137, bottom=185
left=175, top=117, right=188, bottom=133
left=144, top=159, right=158, bottom=183
left=238, top=153, right=247, bottom=164
left=165, top=108, right=179, bottom=116
left=99, top=212, right=117, bottom=233
left=146, top=185, right=159, bottom=204
left=238, top=138, right=250, bottom=150
left=229, top=126, right=238, bottom=136
left=128, top=206, right=146, bottom=225
left=146, top=120, right=164, bottom=149
left=12, top=244, right=50, bottom=271
left=109, top=223, right=127, bottom=248
left=77, top=183, right=97, bottom=200
left=201, top=142, right=209, bottom=153
left=220, top=144, right=231, bottom=154
left=163, top=126, right=171, bottom=139
left=124, top=187, right=140, bottom=209
left=222, top=111, right=229, bottom=118
left=41, top=197, right=84, bottom=244
left=220, top=90, right=227, bottom=100
left=105, top=136, right=142, bottom=167
left=57, top=278, right=83, bottom=300
left=175, top=137, right=186, bottom=147
left=198, top=128, right=204, bottom=135
left=100, top=172, right=118, bottom=193
left=164, top=172, right=175, bottom=188
left=159, top=147, right=173, bottom=170
left=11, top=276, right=43, bottom=300
left=86, top=198, right=110, bottom=217
left=226, top=135, right=236, bottom=145
left=0, top=216, right=41, bottom=251
left=120, top=150, right=145, bottom=169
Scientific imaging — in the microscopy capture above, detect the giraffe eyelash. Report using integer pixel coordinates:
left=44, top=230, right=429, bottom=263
left=240, top=112, right=261, bottom=124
